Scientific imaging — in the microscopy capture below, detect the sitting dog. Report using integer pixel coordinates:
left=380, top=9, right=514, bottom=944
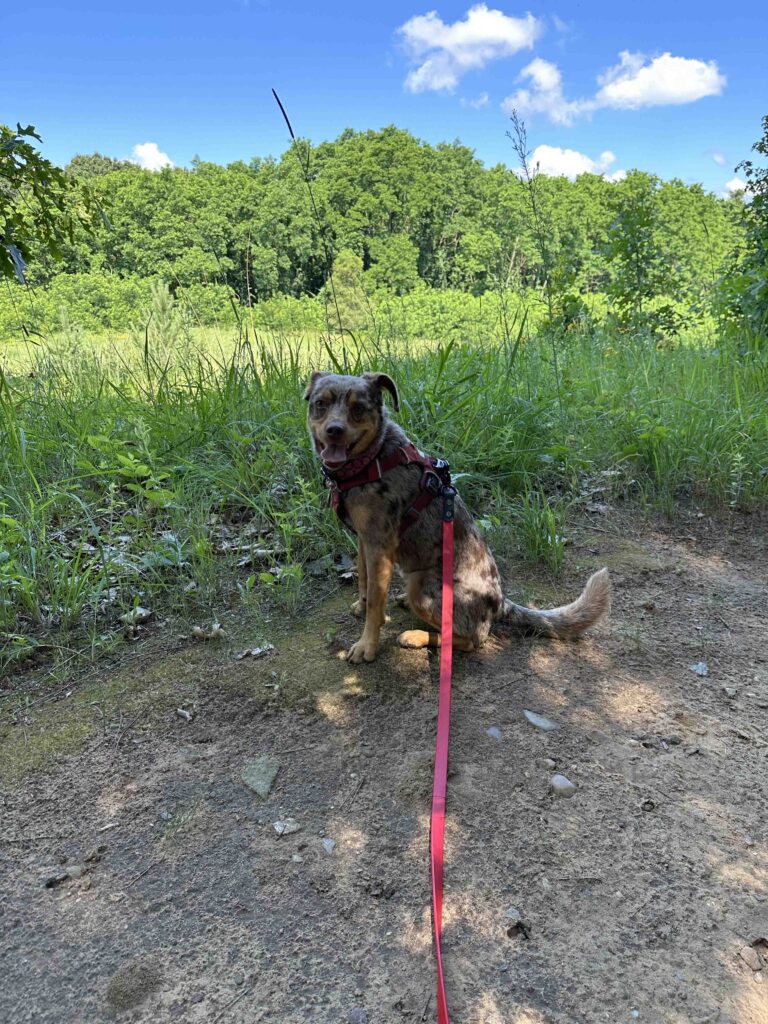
left=305, top=370, right=610, bottom=664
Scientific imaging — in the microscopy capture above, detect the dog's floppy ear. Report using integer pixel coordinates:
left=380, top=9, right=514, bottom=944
left=303, top=371, right=327, bottom=401
left=363, top=372, right=399, bottom=412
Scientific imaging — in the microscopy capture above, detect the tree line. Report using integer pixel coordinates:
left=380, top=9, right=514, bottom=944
left=49, top=126, right=744, bottom=306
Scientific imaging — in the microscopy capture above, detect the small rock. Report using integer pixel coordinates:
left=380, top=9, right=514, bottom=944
left=235, top=644, right=275, bottom=661
left=192, top=623, right=224, bottom=640
left=722, top=685, right=737, bottom=698
left=640, top=798, right=656, bottom=812
left=322, top=838, right=337, bottom=854
left=550, top=774, right=577, bottom=798
left=542, top=757, right=557, bottom=769
left=120, top=606, right=152, bottom=626
left=689, top=661, right=709, bottom=677
left=348, top=1009, right=368, bottom=1024
left=43, top=870, right=69, bottom=889
left=175, top=707, right=194, bottom=722
left=486, top=727, right=502, bottom=740
left=505, top=906, right=523, bottom=923
left=241, top=755, right=280, bottom=799
left=233, top=973, right=245, bottom=987
left=291, top=853, right=304, bottom=863
left=66, top=864, right=86, bottom=880
left=273, top=818, right=301, bottom=836
left=739, top=945, right=763, bottom=972
left=524, top=709, right=560, bottom=731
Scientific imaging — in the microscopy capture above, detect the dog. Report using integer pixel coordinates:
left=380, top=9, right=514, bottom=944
left=305, top=370, right=610, bottom=664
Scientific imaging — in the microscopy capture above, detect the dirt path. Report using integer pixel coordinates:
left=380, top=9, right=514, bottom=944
left=2, top=509, right=767, bottom=1024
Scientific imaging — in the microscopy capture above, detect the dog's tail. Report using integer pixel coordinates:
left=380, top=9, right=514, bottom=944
left=499, top=567, right=611, bottom=639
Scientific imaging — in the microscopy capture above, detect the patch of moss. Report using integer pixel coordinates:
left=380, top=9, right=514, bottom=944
left=105, top=957, right=163, bottom=1011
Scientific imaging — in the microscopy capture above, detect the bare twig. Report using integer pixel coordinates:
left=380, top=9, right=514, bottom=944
left=339, top=775, right=366, bottom=811
left=211, top=988, right=250, bottom=1024
left=126, top=858, right=163, bottom=887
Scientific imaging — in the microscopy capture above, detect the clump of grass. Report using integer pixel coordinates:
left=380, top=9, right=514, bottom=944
left=511, top=488, right=567, bottom=573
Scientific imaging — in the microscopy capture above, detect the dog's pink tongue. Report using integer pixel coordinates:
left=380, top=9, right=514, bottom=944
left=321, top=442, right=348, bottom=465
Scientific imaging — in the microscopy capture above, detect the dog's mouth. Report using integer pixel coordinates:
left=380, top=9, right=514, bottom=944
left=320, top=441, right=350, bottom=467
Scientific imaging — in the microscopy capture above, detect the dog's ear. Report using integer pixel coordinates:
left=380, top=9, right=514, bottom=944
left=303, top=371, right=327, bottom=401
left=363, top=372, right=399, bottom=412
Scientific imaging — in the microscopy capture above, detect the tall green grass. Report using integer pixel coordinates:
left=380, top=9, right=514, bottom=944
left=1, top=319, right=766, bottom=674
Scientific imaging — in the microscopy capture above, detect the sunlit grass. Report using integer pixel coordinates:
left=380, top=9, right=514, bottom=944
left=1, top=315, right=766, bottom=674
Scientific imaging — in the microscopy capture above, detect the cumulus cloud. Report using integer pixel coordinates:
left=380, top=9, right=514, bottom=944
left=131, top=142, right=174, bottom=171
left=595, top=51, right=725, bottom=109
left=502, top=50, right=725, bottom=124
left=398, top=4, right=542, bottom=93
left=523, top=144, right=624, bottom=181
left=724, top=176, right=747, bottom=194
left=712, top=150, right=727, bottom=166
left=502, top=58, right=589, bottom=125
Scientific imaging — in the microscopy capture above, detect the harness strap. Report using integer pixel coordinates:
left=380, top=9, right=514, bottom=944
left=325, top=441, right=450, bottom=537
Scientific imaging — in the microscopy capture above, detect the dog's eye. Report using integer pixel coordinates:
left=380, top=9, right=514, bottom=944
left=312, top=400, right=327, bottom=416
left=350, top=403, right=367, bottom=421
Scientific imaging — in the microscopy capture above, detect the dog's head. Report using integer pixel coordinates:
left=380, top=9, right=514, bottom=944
left=304, top=371, right=399, bottom=469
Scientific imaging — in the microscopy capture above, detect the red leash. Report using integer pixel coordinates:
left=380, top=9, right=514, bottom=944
left=431, top=486, right=456, bottom=1024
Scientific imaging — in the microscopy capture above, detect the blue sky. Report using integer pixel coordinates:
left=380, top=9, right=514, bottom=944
left=3, top=1, right=766, bottom=194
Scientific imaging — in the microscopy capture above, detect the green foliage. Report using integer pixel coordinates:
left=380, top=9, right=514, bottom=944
left=730, top=115, right=768, bottom=340
left=327, top=248, right=369, bottom=331
left=366, top=234, right=420, bottom=294
left=0, top=124, right=744, bottom=334
left=0, top=124, right=100, bottom=282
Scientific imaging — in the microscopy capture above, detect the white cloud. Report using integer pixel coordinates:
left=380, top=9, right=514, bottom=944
left=502, top=57, right=589, bottom=125
left=595, top=51, right=725, bottom=109
left=398, top=4, right=542, bottom=93
left=502, top=50, right=725, bottom=124
left=712, top=150, right=727, bottom=166
left=724, top=176, right=747, bottom=194
left=131, top=142, right=174, bottom=171
left=526, top=144, right=623, bottom=181
left=461, top=91, right=490, bottom=108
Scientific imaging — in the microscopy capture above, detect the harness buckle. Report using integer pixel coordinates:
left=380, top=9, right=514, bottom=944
left=441, top=486, right=456, bottom=523
left=433, top=457, right=452, bottom=488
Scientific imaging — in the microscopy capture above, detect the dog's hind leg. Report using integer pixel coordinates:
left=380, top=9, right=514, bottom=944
left=396, top=571, right=477, bottom=652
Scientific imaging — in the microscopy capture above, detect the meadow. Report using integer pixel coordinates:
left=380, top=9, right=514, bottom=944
left=2, top=286, right=766, bottom=676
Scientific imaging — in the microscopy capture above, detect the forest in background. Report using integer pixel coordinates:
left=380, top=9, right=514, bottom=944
left=0, top=124, right=754, bottom=340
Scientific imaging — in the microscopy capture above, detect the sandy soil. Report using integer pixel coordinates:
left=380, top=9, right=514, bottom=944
left=1, top=508, right=767, bottom=1024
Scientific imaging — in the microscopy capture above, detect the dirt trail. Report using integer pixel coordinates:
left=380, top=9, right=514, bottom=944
left=1, top=509, right=767, bottom=1024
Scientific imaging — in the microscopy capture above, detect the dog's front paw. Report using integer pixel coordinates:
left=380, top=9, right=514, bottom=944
left=347, top=637, right=379, bottom=663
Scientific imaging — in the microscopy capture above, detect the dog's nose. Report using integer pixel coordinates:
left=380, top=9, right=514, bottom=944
left=326, top=421, right=345, bottom=439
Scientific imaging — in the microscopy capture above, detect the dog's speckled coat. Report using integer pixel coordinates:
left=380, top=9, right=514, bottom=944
left=305, top=371, right=610, bottom=663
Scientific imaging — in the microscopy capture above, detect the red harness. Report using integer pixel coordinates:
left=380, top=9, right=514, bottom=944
left=322, top=440, right=452, bottom=536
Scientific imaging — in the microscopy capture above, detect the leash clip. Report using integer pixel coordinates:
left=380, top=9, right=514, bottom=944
left=441, top=486, right=456, bottom=522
